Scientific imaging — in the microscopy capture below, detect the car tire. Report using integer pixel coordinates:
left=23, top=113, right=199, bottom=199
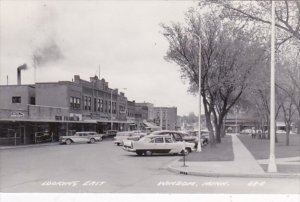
left=116, top=143, right=120, bottom=146
left=90, top=138, right=96, bottom=144
left=181, top=149, right=188, bottom=156
left=136, top=151, right=143, bottom=156
left=186, top=148, right=192, bottom=154
left=144, top=150, right=152, bottom=156
left=65, top=139, right=72, bottom=145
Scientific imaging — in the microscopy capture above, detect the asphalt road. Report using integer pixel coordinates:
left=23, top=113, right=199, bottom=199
left=0, top=139, right=299, bottom=194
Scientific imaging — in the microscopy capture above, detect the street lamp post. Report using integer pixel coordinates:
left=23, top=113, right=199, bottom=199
left=268, top=0, right=277, bottom=172
left=193, top=33, right=202, bottom=152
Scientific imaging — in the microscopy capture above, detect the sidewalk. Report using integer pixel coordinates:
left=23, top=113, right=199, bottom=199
left=168, top=134, right=300, bottom=178
left=0, top=142, right=60, bottom=150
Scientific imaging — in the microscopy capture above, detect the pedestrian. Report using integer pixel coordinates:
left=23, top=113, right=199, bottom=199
left=258, top=130, right=262, bottom=139
left=251, top=128, right=256, bottom=139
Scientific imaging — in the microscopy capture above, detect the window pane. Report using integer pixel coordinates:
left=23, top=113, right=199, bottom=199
left=155, top=138, right=164, bottom=143
left=165, top=138, right=173, bottom=143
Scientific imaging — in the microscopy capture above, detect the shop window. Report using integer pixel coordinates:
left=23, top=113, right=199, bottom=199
left=12, top=96, right=21, bottom=103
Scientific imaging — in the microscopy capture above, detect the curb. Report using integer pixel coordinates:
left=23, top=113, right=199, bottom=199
left=167, top=161, right=300, bottom=179
left=0, top=142, right=60, bottom=150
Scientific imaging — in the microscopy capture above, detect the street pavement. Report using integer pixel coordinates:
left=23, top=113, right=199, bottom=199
left=0, top=138, right=300, bottom=193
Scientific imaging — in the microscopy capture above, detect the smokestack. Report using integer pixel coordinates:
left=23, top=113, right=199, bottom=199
left=17, top=63, right=27, bottom=85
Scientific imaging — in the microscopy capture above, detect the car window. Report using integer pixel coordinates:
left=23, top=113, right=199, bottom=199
left=173, top=133, right=182, bottom=141
left=165, top=137, right=173, bottom=143
left=155, top=137, right=164, bottom=143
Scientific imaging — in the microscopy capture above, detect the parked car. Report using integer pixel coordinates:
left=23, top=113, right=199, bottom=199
left=35, top=131, right=52, bottom=143
left=123, top=134, right=196, bottom=156
left=186, top=130, right=209, bottom=146
left=104, top=130, right=118, bottom=138
left=113, top=130, right=147, bottom=146
left=240, top=128, right=253, bottom=134
left=60, top=131, right=103, bottom=145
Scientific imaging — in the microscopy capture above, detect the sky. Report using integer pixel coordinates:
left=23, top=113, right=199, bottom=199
left=0, top=0, right=199, bottom=116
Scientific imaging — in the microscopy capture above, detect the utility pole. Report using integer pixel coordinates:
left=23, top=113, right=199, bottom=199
left=268, top=0, right=277, bottom=173
left=196, top=35, right=202, bottom=152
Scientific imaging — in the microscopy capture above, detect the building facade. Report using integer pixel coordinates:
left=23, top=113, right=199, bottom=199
left=0, top=74, right=180, bottom=145
left=153, top=107, right=178, bottom=130
left=0, top=75, right=134, bottom=145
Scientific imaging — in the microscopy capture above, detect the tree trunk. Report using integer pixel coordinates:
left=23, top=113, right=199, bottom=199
left=206, top=115, right=216, bottom=147
left=202, top=93, right=216, bottom=147
left=215, top=124, right=222, bottom=143
left=203, top=104, right=216, bottom=147
left=275, top=122, right=278, bottom=143
left=221, top=124, right=226, bottom=137
left=286, top=125, right=290, bottom=146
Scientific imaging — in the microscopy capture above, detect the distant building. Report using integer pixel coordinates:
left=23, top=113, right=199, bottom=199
left=153, top=107, right=177, bottom=130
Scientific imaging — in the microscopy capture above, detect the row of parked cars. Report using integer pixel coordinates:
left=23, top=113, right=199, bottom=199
left=115, top=130, right=209, bottom=156
left=58, top=129, right=210, bottom=157
left=59, top=130, right=120, bottom=145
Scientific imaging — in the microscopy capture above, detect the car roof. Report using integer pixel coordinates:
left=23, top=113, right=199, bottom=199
left=146, top=134, right=174, bottom=138
left=150, top=130, right=188, bottom=135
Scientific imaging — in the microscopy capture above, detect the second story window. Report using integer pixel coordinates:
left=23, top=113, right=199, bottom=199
left=70, top=97, right=81, bottom=110
left=84, top=96, right=88, bottom=110
left=100, top=99, right=103, bottom=112
left=97, top=99, right=100, bottom=112
left=87, top=97, right=91, bottom=111
left=12, top=96, right=21, bottom=103
left=104, top=100, right=108, bottom=113
left=30, top=97, right=35, bottom=105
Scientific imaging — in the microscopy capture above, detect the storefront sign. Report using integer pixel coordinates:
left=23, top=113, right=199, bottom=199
left=11, top=112, right=24, bottom=118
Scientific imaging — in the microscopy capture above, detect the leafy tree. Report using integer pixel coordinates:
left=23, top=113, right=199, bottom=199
left=162, top=8, right=266, bottom=144
left=205, top=0, right=300, bottom=42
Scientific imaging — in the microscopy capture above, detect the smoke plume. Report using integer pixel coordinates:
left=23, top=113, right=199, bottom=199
left=17, top=63, right=28, bottom=70
left=32, top=39, right=64, bottom=68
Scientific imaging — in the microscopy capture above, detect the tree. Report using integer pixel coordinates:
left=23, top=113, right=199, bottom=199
left=162, top=8, right=266, bottom=144
left=205, top=0, right=300, bottom=42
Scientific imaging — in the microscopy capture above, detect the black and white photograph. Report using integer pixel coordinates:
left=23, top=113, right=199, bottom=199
left=0, top=0, right=299, bottom=201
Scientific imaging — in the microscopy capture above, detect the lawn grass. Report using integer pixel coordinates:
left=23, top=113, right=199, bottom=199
left=237, top=134, right=300, bottom=160
left=182, top=135, right=234, bottom=162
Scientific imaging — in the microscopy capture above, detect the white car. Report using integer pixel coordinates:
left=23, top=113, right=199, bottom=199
left=113, top=130, right=147, bottom=146
left=60, top=132, right=103, bottom=145
left=240, top=129, right=253, bottom=134
left=123, top=134, right=196, bottom=156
